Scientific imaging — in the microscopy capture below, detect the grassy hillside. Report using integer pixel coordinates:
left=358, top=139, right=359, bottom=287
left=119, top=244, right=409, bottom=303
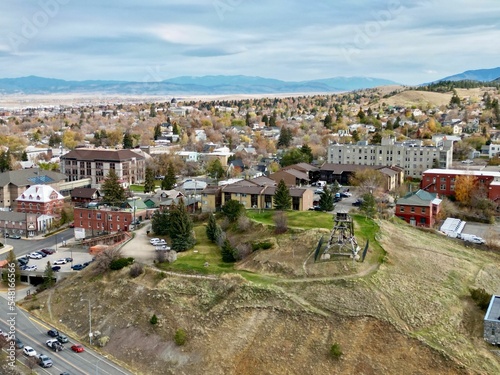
left=20, top=214, right=500, bottom=374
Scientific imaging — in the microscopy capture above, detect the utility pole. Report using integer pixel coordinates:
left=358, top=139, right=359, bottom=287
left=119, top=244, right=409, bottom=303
left=81, top=299, right=92, bottom=345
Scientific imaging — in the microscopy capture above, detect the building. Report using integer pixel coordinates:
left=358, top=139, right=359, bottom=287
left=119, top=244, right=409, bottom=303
left=60, top=148, right=146, bottom=188
left=421, top=169, right=500, bottom=201
left=201, top=177, right=313, bottom=212
left=395, top=189, right=442, bottom=227
left=327, top=137, right=453, bottom=178
left=484, top=295, right=500, bottom=345
left=15, top=184, right=65, bottom=218
left=0, top=211, right=39, bottom=238
left=319, top=163, right=404, bottom=190
left=0, top=169, right=67, bottom=209
left=269, top=168, right=310, bottom=186
left=70, top=188, right=101, bottom=206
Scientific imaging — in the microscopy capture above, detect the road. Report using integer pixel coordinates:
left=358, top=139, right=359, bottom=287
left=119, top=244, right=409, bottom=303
left=0, top=297, right=134, bottom=375
left=1, top=229, right=74, bottom=258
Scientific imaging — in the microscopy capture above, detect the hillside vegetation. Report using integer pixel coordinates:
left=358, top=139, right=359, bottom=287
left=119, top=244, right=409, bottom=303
left=21, top=216, right=500, bottom=375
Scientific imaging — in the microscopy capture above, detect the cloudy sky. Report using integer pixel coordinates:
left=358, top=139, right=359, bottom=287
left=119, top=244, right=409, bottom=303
left=0, top=0, right=499, bottom=85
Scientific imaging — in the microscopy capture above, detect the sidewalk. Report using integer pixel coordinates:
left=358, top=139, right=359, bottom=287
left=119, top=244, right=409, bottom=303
left=0, top=283, right=37, bottom=302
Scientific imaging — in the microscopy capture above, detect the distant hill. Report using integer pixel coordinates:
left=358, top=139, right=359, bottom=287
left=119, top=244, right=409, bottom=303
left=439, top=67, right=500, bottom=82
left=0, top=75, right=398, bottom=95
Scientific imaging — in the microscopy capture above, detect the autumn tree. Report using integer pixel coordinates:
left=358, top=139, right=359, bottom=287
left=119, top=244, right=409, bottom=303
left=349, top=169, right=386, bottom=196
left=454, top=175, right=477, bottom=206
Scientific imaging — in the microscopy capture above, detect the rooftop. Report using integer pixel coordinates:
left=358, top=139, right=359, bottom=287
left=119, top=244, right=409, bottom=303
left=485, top=295, right=500, bottom=322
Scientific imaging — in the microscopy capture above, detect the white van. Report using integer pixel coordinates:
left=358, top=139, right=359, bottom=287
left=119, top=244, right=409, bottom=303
left=313, top=180, right=327, bottom=187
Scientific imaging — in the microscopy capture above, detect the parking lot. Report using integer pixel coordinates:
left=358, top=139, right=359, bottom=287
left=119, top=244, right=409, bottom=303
left=19, top=247, right=94, bottom=273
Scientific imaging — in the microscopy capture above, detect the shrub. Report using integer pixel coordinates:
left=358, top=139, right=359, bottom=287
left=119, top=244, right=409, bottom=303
left=174, top=328, right=187, bottom=346
left=329, top=343, right=343, bottom=360
left=274, top=211, right=288, bottom=234
left=109, top=257, right=134, bottom=270
left=129, top=263, right=143, bottom=278
left=470, top=288, right=492, bottom=311
left=252, top=241, right=273, bottom=251
left=150, top=314, right=158, bottom=325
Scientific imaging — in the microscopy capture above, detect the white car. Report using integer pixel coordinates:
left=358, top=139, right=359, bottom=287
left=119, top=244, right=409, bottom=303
left=23, top=346, right=37, bottom=357
left=149, top=238, right=160, bottom=244
left=151, top=239, right=166, bottom=246
left=24, top=265, right=37, bottom=271
left=28, top=252, right=43, bottom=259
left=462, top=159, right=473, bottom=164
left=53, top=258, right=67, bottom=265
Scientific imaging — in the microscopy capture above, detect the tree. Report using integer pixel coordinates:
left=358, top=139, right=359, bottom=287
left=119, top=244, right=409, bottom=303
left=245, top=112, right=251, bottom=127
left=168, top=199, right=195, bottom=252
left=262, top=114, right=269, bottom=126
left=360, top=192, right=377, bottom=218
left=277, top=127, right=292, bottom=148
left=172, top=122, right=180, bottom=135
left=0, top=150, right=12, bottom=173
left=319, top=186, right=335, bottom=211
left=221, top=239, right=236, bottom=263
left=162, top=162, right=177, bottom=190
left=149, top=103, right=157, bottom=117
left=349, top=169, right=386, bottom=196
left=206, top=159, right=225, bottom=181
left=42, top=261, right=55, bottom=289
left=206, top=213, right=221, bottom=243
left=21, top=150, right=28, bottom=161
left=323, top=114, right=333, bottom=129
left=150, top=314, right=158, bottom=325
left=1, top=250, right=20, bottom=286
left=122, top=132, right=134, bottom=149
left=144, top=167, right=156, bottom=193
left=221, top=200, right=245, bottom=222
left=101, top=170, right=126, bottom=206
left=280, top=148, right=309, bottom=167
left=151, top=210, right=170, bottom=236
left=455, top=175, right=476, bottom=206
left=274, top=179, right=291, bottom=210
left=300, top=144, right=313, bottom=163
left=153, top=124, right=162, bottom=140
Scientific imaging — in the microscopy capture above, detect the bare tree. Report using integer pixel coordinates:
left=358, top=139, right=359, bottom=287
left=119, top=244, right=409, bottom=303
left=274, top=211, right=288, bottom=234
left=92, top=247, right=122, bottom=274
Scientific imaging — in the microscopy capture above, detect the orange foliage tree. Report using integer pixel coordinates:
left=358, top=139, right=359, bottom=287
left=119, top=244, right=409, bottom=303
left=454, top=175, right=477, bottom=206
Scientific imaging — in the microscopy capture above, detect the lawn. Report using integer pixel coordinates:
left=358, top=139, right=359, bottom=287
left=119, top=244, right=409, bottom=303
left=246, top=209, right=334, bottom=230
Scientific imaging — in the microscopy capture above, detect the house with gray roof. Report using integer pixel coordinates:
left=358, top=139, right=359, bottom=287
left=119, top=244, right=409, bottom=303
left=484, top=295, right=500, bottom=345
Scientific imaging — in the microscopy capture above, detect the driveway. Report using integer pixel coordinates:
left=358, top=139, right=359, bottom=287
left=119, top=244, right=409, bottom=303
left=120, top=222, right=156, bottom=264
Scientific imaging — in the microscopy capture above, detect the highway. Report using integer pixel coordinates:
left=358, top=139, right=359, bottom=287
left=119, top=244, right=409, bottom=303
left=0, top=298, right=134, bottom=374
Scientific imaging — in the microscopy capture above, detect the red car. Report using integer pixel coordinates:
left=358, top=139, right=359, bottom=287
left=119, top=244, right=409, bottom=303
left=69, top=222, right=75, bottom=228
left=71, top=344, right=84, bottom=353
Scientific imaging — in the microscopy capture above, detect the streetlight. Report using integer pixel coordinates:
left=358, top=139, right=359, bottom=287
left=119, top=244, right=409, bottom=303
left=81, top=298, right=92, bottom=345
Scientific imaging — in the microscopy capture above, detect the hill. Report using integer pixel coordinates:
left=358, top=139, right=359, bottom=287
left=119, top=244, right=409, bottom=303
left=439, top=67, right=500, bottom=82
left=0, top=75, right=399, bottom=95
left=20, top=217, right=500, bottom=375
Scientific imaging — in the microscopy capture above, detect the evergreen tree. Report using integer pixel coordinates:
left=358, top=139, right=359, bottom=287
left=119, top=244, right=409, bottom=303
left=360, top=192, right=377, bottom=218
left=153, top=124, right=162, bottom=140
left=102, top=170, right=126, bottom=206
left=162, top=162, right=177, bottom=190
left=151, top=210, right=170, bottom=236
left=221, top=200, right=244, bottom=222
left=1, top=250, right=20, bottom=286
left=277, top=127, right=292, bottom=148
left=149, top=103, right=157, bottom=117
left=245, top=112, right=251, bottom=127
left=323, top=114, right=333, bottom=128
left=269, top=111, right=277, bottom=127
left=21, top=150, right=28, bottom=161
left=168, top=199, right=195, bottom=252
left=172, top=122, right=180, bottom=135
left=262, top=114, right=269, bottom=126
left=42, top=261, right=55, bottom=289
left=144, top=167, right=156, bottom=193
left=122, top=132, right=134, bottom=149
left=221, top=239, right=236, bottom=263
left=300, top=144, right=313, bottom=163
left=319, top=186, right=335, bottom=211
left=280, top=148, right=309, bottom=167
left=0, top=150, right=11, bottom=173
left=206, top=213, right=220, bottom=243
left=274, top=179, right=291, bottom=210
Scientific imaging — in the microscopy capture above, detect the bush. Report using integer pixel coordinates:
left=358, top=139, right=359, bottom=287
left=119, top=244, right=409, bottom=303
left=329, top=343, right=343, bottom=360
left=252, top=241, right=273, bottom=251
left=109, top=257, right=134, bottom=271
left=150, top=314, right=158, bottom=325
left=129, top=263, right=143, bottom=278
left=470, top=287, right=492, bottom=311
left=174, top=328, right=187, bottom=346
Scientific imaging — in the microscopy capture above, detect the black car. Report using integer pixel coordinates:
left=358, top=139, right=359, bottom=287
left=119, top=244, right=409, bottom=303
left=41, top=248, right=56, bottom=255
left=51, top=266, right=61, bottom=272
left=352, top=199, right=364, bottom=207
left=18, top=257, right=29, bottom=266
left=47, top=329, right=59, bottom=337
left=65, top=257, right=73, bottom=263
left=72, top=264, right=84, bottom=271
left=36, top=251, right=47, bottom=258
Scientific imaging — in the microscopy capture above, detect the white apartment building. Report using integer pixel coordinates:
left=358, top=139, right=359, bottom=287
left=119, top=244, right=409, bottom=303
left=327, top=138, right=453, bottom=178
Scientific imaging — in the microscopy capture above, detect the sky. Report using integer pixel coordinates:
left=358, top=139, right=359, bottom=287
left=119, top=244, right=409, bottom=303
left=0, top=0, right=499, bottom=85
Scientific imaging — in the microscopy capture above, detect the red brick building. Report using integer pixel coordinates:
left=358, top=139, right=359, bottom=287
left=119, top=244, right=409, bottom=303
left=395, top=189, right=442, bottom=228
left=421, top=169, right=500, bottom=201
left=15, top=184, right=65, bottom=217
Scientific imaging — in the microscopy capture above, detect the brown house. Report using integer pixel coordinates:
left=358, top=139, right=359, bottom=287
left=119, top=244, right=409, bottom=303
left=71, top=188, right=101, bottom=205
left=269, top=169, right=310, bottom=186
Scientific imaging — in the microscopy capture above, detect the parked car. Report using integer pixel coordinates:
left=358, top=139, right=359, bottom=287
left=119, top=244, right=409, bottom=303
left=352, top=199, right=364, bottom=207
left=38, top=353, right=53, bottom=368
left=69, top=222, right=75, bottom=228
left=24, top=265, right=37, bottom=271
left=15, top=338, right=24, bottom=349
left=314, top=189, right=324, bottom=195
left=149, top=238, right=160, bottom=244
left=17, top=257, right=29, bottom=266
left=65, top=257, right=73, bottom=263
left=71, top=344, right=84, bottom=353
left=308, top=206, right=322, bottom=211
left=36, top=251, right=47, bottom=258
left=51, top=266, right=61, bottom=272
left=53, top=258, right=67, bottom=265
left=47, top=329, right=59, bottom=337
left=9, top=234, right=21, bottom=239
left=339, top=192, right=351, bottom=198
left=23, top=346, right=37, bottom=357
left=462, top=159, right=473, bottom=164
left=72, top=264, right=84, bottom=271
left=151, top=239, right=166, bottom=246
left=28, top=252, right=43, bottom=259
left=41, top=248, right=55, bottom=255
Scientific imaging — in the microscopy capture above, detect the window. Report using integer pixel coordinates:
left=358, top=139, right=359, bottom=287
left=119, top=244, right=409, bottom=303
left=97, top=213, right=101, bottom=220
left=421, top=207, right=426, bottom=213
left=440, top=184, right=446, bottom=190
left=400, top=207, right=405, bottom=212
left=411, top=206, right=415, bottom=213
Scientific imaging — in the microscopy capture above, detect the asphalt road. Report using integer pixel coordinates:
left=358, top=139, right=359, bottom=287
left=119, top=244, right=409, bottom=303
left=1, top=229, right=74, bottom=258
left=0, top=297, right=134, bottom=375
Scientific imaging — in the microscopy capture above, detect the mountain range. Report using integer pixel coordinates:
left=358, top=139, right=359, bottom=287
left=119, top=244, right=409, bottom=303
left=0, top=67, right=499, bottom=95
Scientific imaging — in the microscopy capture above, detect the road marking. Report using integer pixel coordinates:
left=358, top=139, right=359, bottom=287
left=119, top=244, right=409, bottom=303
left=29, top=316, right=51, bottom=331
